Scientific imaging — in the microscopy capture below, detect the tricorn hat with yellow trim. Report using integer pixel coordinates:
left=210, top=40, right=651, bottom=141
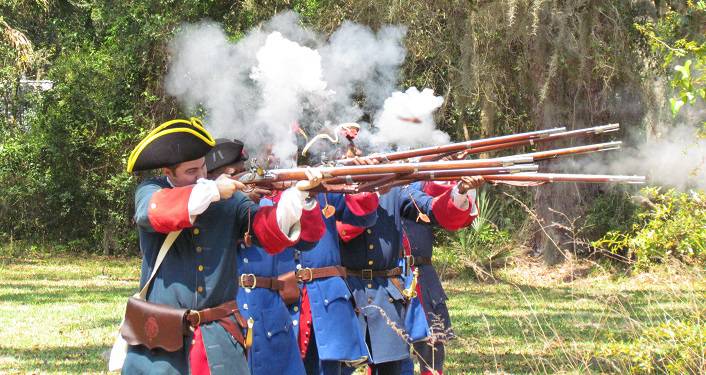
left=205, top=138, right=249, bottom=172
left=127, top=117, right=216, bottom=172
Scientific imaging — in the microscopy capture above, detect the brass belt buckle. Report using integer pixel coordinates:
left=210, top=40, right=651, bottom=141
left=298, top=268, right=314, bottom=282
left=362, top=269, right=373, bottom=280
left=187, top=310, right=202, bottom=331
left=240, top=273, right=256, bottom=290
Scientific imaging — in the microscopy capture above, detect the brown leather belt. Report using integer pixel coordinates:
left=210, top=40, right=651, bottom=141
left=296, top=266, right=347, bottom=282
left=345, top=267, right=403, bottom=280
left=406, top=255, right=432, bottom=266
left=185, top=300, right=246, bottom=347
left=238, top=273, right=283, bottom=290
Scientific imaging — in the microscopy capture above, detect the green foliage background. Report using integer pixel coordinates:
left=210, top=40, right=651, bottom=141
left=0, top=0, right=704, bottom=262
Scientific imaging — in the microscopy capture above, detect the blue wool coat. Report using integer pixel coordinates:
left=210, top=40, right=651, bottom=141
left=339, top=185, right=471, bottom=364
left=292, top=193, right=375, bottom=363
left=236, top=199, right=306, bottom=375
left=339, top=186, right=435, bottom=364
left=237, top=244, right=306, bottom=375
left=122, top=176, right=251, bottom=375
left=402, top=182, right=462, bottom=336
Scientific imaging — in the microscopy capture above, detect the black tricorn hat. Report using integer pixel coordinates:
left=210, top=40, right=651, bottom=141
left=206, top=138, right=249, bottom=172
left=127, top=118, right=216, bottom=172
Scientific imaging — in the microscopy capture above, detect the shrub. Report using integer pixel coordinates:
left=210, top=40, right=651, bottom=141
left=597, top=320, right=706, bottom=374
left=443, top=188, right=516, bottom=280
left=592, top=187, right=706, bottom=268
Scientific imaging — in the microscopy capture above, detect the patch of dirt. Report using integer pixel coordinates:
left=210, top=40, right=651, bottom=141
left=500, top=252, right=599, bottom=286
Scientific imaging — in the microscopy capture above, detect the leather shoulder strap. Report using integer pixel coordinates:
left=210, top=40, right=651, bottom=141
left=136, top=230, right=182, bottom=299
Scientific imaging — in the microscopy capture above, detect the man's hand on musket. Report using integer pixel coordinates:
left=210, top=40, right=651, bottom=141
left=215, top=174, right=245, bottom=199
left=457, top=176, right=485, bottom=194
left=351, top=156, right=380, bottom=165
left=296, top=167, right=324, bottom=191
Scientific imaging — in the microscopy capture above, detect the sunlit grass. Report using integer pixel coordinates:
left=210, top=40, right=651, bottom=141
left=0, top=253, right=703, bottom=374
left=0, top=255, right=139, bottom=374
left=444, top=259, right=705, bottom=373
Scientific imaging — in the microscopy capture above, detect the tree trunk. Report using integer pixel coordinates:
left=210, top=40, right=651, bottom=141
left=527, top=3, right=594, bottom=265
left=478, top=92, right=495, bottom=157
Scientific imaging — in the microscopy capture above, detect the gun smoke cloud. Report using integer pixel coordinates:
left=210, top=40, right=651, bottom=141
left=560, top=123, right=706, bottom=192
left=164, top=11, right=449, bottom=167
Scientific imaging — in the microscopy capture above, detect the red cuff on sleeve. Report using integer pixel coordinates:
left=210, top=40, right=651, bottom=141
left=423, top=181, right=455, bottom=198
left=336, top=221, right=366, bottom=243
left=300, top=204, right=326, bottom=243
left=345, top=192, right=379, bottom=216
left=460, top=199, right=479, bottom=228
left=147, top=186, right=195, bottom=233
left=431, top=188, right=473, bottom=231
left=253, top=206, right=298, bottom=254
left=461, top=213, right=478, bottom=228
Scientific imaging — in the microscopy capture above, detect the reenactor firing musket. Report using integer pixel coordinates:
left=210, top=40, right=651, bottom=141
left=236, top=156, right=534, bottom=186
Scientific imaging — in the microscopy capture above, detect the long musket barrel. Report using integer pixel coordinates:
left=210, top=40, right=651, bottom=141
left=377, top=172, right=646, bottom=191
left=356, top=141, right=621, bottom=190
left=238, top=156, right=535, bottom=185
left=483, top=173, right=646, bottom=184
left=416, top=123, right=620, bottom=162
left=334, top=127, right=567, bottom=165
left=399, top=173, right=646, bottom=184
left=321, top=165, right=539, bottom=185
left=502, top=141, right=622, bottom=162
left=353, top=165, right=538, bottom=192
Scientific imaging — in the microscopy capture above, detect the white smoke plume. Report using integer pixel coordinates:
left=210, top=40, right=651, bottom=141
left=556, top=123, right=706, bottom=191
left=610, top=125, right=705, bottom=190
left=319, top=21, right=407, bottom=120
left=372, top=87, right=449, bottom=149
left=164, top=11, right=450, bottom=166
left=249, top=31, right=330, bottom=163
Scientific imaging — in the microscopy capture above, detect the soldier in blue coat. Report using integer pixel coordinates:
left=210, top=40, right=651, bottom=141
left=338, top=177, right=483, bottom=375
left=293, top=191, right=379, bottom=375
left=236, top=237, right=308, bottom=374
left=207, top=140, right=379, bottom=375
left=121, top=118, right=324, bottom=375
left=400, top=181, right=478, bottom=375
left=207, top=140, right=325, bottom=375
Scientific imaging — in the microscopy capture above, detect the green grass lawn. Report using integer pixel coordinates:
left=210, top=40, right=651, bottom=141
left=0, top=254, right=703, bottom=374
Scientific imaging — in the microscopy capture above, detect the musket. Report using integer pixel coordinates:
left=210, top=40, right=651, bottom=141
left=374, top=172, right=646, bottom=191
left=335, top=127, right=567, bottom=165
left=321, top=171, right=644, bottom=194
left=482, top=173, right=646, bottom=184
left=304, top=166, right=539, bottom=193
left=418, top=123, right=620, bottom=162
left=353, top=165, right=539, bottom=192
left=321, top=165, right=538, bottom=185
left=501, top=141, right=622, bottom=162
left=237, top=156, right=534, bottom=185
left=351, top=142, right=621, bottom=191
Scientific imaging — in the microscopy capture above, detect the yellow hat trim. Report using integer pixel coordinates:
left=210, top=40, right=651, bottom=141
left=127, top=125, right=216, bottom=172
left=130, top=118, right=213, bottom=158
